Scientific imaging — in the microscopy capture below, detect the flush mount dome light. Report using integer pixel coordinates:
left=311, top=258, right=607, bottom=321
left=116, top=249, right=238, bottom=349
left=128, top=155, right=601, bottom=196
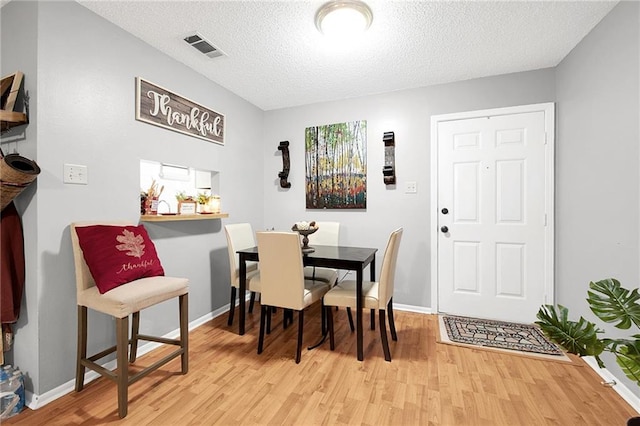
left=315, top=0, right=373, bottom=36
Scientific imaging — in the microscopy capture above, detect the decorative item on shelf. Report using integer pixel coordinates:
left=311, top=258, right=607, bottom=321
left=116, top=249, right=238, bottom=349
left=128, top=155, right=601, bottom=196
left=176, top=190, right=196, bottom=215
left=292, top=221, right=319, bottom=253
left=383, top=131, right=396, bottom=185
left=140, top=191, right=147, bottom=215
left=157, top=200, right=173, bottom=215
left=178, top=201, right=196, bottom=215
left=197, top=191, right=213, bottom=213
left=278, top=141, right=291, bottom=188
left=143, top=179, right=163, bottom=215
left=209, top=195, right=221, bottom=213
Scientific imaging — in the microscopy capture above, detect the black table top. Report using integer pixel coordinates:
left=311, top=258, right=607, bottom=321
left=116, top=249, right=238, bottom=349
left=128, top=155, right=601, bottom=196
left=237, top=245, right=377, bottom=270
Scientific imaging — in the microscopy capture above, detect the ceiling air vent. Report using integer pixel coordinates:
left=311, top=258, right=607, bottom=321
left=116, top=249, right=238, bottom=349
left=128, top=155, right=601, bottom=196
left=183, top=33, right=225, bottom=59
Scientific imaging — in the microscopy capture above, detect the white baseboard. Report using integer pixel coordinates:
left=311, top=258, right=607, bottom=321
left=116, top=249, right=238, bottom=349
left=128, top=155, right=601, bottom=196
left=582, top=356, right=640, bottom=414
left=394, top=303, right=433, bottom=315
left=26, top=304, right=230, bottom=410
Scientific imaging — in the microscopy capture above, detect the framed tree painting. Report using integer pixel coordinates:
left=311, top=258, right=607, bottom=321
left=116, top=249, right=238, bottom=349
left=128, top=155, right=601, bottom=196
left=305, top=120, right=367, bottom=209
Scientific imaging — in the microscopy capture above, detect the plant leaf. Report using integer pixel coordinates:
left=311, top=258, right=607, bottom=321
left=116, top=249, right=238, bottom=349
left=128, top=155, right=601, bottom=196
left=587, top=278, right=640, bottom=329
left=535, top=305, right=605, bottom=361
left=607, top=339, right=640, bottom=386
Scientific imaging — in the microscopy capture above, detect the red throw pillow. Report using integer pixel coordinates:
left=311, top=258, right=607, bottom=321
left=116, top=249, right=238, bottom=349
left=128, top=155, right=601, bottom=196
left=75, top=224, right=165, bottom=294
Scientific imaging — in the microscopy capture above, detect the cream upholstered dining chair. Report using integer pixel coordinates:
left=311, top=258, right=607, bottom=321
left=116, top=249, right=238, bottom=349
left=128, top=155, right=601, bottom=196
left=304, top=221, right=339, bottom=286
left=71, top=221, right=188, bottom=419
left=323, top=228, right=403, bottom=361
left=225, top=223, right=261, bottom=326
left=303, top=221, right=357, bottom=331
left=256, top=231, right=331, bottom=363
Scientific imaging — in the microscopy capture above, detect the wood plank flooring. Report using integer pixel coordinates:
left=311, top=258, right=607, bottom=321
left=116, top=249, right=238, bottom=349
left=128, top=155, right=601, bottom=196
left=6, top=303, right=637, bottom=425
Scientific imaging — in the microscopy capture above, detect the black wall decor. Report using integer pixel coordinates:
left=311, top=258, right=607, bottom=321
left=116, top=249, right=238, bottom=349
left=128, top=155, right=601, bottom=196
left=278, top=140, right=291, bottom=188
left=383, top=131, right=396, bottom=185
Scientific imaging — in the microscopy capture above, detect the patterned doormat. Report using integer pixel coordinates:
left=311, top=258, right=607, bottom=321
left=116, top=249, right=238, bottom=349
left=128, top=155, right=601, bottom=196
left=438, top=315, right=575, bottom=363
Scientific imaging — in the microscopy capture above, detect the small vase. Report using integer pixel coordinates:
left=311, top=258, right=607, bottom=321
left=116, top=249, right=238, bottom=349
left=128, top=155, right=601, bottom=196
left=144, top=197, right=158, bottom=215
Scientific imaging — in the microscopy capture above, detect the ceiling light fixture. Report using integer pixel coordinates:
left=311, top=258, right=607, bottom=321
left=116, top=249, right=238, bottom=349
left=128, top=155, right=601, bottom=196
left=315, top=0, right=373, bottom=37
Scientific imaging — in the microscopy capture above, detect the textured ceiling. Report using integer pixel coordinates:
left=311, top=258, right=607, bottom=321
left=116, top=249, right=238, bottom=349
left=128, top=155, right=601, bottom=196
left=77, top=0, right=618, bottom=111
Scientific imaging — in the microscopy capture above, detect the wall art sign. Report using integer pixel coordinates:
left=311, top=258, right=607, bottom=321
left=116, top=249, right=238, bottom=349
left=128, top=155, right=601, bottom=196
left=305, top=120, right=367, bottom=209
left=135, top=77, right=224, bottom=145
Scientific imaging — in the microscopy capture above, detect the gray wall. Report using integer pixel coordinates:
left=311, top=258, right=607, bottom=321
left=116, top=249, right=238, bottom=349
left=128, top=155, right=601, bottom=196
left=2, top=1, right=264, bottom=396
left=556, top=0, right=640, bottom=392
left=262, top=69, right=556, bottom=308
left=0, top=0, right=40, bottom=394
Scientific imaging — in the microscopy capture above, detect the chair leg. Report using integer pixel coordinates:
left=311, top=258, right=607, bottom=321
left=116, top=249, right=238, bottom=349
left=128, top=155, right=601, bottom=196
left=267, top=306, right=272, bottom=334
left=379, top=309, right=391, bottom=362
left=227, top=287, right=237, bottom=326
left=179, top=293, right=189, bottom=373
left=129, top=312, right=140, bottom=363
left=387, top=298, right=397, bottom=341
left=371, top=309, right=375, bottom=330
left=321, top=302, right=327, bottom=335
left=116, top=316, right=129, bottom=418
left=258, top=305, right=267, bottom=354
left=327, top=306, right=335, bottom=351
left=346, top=307, right=355, bottom=332
left=75, top=306, right=87, bottom=392
left=283, top=309, right=293, bottom=329
left=249, top=291, right=256, bottom=313
left=296, top=310, right=304, bottom=364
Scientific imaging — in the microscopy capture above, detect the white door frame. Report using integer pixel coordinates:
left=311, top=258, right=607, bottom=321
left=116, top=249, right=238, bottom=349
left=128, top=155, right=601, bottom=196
left=430, top=102, right=555, bottom=315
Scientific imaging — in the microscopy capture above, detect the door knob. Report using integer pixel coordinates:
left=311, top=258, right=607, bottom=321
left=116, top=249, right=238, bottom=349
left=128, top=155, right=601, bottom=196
left=441, top=208, right=449, bottom=214
left=441, top=226, right=449, bottom=233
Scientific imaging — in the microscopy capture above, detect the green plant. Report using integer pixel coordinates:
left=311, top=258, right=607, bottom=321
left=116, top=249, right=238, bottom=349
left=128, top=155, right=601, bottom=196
left=175, top=191, right=194, bottom=202
left=197, top=192, right=212, bottom=205
left=536, top=278, right=640, bottom=385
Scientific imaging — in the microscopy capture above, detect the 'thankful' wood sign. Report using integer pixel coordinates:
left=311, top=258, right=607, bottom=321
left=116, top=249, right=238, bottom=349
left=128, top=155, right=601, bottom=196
left=135, top=77, right=225, bottom=145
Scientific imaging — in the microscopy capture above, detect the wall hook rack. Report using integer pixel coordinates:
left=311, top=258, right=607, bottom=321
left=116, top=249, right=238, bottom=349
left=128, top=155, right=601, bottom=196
left=383, top=131, right=396, bottom=185
left=277, top=140, right=291, bottom=188
left=0, top=71, right=29, bottom=134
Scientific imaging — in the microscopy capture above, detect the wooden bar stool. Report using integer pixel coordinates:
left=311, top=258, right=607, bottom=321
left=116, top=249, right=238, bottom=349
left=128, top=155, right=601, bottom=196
left=71, top=221, right=189, bottom=418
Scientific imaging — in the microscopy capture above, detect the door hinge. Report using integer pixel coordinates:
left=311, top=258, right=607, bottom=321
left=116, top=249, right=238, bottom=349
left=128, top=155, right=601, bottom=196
left=544, top=132, right=548, bottom=145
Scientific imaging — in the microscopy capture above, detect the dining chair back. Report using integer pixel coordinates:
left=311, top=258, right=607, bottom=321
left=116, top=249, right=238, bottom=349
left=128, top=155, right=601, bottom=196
left=258, top=231, right=308, bottom=310
left=224, top=223, right=261, bottom=325
left=256, top=231, right=331, bottom=363
left=377, top=227, right=403, bottom=309
left=323, top=227, right=403, bottom=361
left=71, top=221, right=188, bottom=418
left=307, top=221, right=340, bottom=246
left=303, top=221, right=340, bottom=287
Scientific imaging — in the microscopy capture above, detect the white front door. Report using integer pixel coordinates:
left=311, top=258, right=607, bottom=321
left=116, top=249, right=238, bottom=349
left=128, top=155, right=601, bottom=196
left=431, top=103, right=554, bottom=323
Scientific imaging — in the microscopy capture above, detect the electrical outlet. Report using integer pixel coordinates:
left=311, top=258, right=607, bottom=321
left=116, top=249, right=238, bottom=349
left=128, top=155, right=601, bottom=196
left=63, top=164, right=88, bottom=184
left=405, top=181, right=417, bottom=193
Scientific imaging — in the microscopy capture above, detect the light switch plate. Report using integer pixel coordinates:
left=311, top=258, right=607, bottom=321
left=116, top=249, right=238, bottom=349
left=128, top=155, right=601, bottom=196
left=63, top=164, right=88, bottom=184
left=405, top=181, right=417, bottom=193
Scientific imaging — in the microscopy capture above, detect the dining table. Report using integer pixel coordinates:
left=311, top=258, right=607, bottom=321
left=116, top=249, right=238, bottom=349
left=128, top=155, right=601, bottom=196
left=236, top=244, right=377, bottom=361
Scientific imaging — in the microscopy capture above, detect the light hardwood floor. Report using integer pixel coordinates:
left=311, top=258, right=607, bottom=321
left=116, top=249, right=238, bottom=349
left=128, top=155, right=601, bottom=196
left=6, top=303, right=637, bottom=425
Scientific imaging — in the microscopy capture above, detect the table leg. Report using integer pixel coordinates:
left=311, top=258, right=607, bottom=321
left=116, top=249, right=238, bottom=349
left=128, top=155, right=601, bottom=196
left=239, top=254, right=247, bottom=335
left=370, top=257, right=376, bottom=281
left=356, top=267, right=363, bottom=361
